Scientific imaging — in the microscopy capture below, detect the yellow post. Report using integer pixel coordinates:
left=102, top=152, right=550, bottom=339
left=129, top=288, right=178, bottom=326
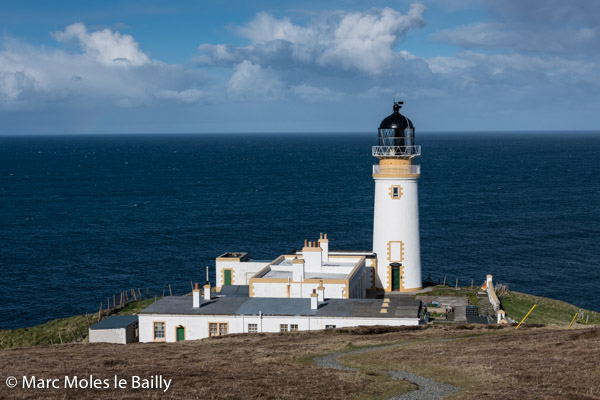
left=515, top=304, right=537, bottom=330
left=568, top=312, right=578, bottom=329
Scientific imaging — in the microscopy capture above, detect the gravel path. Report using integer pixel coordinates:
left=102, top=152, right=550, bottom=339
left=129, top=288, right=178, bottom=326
left=313, top=343, right=459, bottom=400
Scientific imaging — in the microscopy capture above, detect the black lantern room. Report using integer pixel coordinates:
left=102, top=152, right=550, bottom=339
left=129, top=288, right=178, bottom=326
left=377, top=101, right=417, bottom=156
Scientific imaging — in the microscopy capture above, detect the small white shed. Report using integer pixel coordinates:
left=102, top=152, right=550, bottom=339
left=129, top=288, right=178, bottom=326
left=89, top=315, right=139, bottom=344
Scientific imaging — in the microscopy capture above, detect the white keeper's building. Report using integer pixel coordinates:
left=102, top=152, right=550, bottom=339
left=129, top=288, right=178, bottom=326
left=139, top=102, right=425, bottom=343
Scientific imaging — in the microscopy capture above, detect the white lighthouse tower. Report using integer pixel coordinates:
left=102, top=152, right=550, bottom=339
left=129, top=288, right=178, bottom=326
left=372, top=101, right=422, bottom=292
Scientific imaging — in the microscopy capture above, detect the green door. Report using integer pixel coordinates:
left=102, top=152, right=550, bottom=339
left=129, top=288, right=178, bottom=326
left=176, top=327, right=185, bottom=342
left=224, top=269, right=232, bottom=286
left=392, top=266, right=400, bottom=291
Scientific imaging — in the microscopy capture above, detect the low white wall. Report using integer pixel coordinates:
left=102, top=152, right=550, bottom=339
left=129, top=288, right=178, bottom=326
left=486, top=275, right=501, bottom=312
left=251, top=282, right=346, bottom=299
left=347, top=264, right=366, bottom=298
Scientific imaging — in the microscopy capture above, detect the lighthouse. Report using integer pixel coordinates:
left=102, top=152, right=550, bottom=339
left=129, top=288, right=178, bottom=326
left=372, top=101, right=422, bottom=292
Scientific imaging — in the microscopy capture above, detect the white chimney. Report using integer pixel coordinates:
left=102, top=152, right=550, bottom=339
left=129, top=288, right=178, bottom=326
left=193, top=283, right=200, bottom=308
left=319, top=233, right=329, bottom=263
left=292, top=258, right=305, bottom=282
left=310, top=289, right=318, bottom=310
left=204, top=283, right=211, bottom=301
left=317, top=280, right=325, bottom=302
left=302, top=240, right=322, bottom=272
left=204, top=266, right=212, bottom=301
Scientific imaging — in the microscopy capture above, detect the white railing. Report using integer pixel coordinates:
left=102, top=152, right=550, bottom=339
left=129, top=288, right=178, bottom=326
left=372, top=145, right=421, bottom=157
left=372, top=164, right=421, bottom=176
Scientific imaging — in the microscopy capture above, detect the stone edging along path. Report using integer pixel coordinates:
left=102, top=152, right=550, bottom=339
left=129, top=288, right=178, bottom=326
left=313, top=343, right=459, bottom=400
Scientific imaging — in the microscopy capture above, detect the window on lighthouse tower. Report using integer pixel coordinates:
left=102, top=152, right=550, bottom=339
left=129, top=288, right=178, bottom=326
left=389, top=185, right=403, bottom=199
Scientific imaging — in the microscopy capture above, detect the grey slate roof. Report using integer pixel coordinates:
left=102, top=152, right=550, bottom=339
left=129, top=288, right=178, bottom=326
left=139, top=295, right=421, bottom=319
left=218, top=285, right=250, bottom=298
left=90, top=315, right=138, bottom=330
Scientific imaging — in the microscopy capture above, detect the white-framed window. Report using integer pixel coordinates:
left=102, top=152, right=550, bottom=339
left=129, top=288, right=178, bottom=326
left=248, top=323, right=258, bottom=333
left=209, top=323, right=218, bottom=337
left=325, top=325, right=336, bottom=329
left=153, top=322, right=165, bottom=341
left=209, top=322, right=229, bottom=337
left=290, top=324, right=298, bottom=331
left=219, top=323, right=228, bottom=336
left=280, top=324, right=288, bottom=332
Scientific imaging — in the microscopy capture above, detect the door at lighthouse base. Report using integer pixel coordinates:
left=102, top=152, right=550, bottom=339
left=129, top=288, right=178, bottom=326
left=391, top=265, right=400, bottom=291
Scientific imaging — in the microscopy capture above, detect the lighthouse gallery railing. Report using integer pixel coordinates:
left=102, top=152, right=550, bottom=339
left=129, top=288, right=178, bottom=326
left=372, top=145, right=421, bottom=157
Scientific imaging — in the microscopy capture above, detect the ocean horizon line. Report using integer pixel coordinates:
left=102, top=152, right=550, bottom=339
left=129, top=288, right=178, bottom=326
left=1, top=129, right=600, bottom=138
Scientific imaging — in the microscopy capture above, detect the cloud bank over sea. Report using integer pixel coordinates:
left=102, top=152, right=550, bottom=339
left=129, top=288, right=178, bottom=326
left=1, top=1, right=599, bottom=133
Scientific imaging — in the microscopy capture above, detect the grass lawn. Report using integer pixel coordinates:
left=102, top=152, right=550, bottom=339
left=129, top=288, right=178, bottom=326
left=500, top=290, right=600, bottom=326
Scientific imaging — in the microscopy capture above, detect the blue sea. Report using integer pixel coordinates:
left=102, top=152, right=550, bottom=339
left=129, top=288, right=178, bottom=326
left=1, top=132, right=599, bottom=330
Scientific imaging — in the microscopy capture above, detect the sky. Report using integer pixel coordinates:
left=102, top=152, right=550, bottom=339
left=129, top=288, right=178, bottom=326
left=1, top=0, right=599, bottom=134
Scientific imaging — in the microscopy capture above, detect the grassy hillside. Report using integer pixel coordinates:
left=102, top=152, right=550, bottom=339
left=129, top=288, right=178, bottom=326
left=0, top=298, right=157, bottom=350
left=500, top=290, right=600, bottom=325
left=1, top=325, right=598, bottom=399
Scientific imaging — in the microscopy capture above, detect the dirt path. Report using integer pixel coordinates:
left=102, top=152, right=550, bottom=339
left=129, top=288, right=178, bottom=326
left=313, top=343, right=459, bottom=400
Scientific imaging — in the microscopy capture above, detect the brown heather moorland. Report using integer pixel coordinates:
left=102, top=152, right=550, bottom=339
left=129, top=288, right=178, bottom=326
left=1, top=325, right=599, bottom=399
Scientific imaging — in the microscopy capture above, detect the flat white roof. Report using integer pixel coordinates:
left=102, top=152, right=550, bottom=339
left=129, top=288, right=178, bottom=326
left=276, top=259, right=356, bottom=268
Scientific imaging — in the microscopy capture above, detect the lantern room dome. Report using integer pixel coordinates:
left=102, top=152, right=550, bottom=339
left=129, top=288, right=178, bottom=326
left=379, top=102, right=414, bottom=130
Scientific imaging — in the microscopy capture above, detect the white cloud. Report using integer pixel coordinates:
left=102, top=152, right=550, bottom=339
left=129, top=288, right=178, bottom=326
left=433, top=22, right=599, bottom=54
left=227, top=60, right=284, bottom=100
left=236, top=12, right=312, bottom=44
left=429, top=51, right=596, bottom=76
left=199, top=5, right=426, bottom=76
left=317, top=5, right=426, bottom=75
left=53, top=22, right=150, bottom=66
left=0, top=24, right=206, bottom=111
